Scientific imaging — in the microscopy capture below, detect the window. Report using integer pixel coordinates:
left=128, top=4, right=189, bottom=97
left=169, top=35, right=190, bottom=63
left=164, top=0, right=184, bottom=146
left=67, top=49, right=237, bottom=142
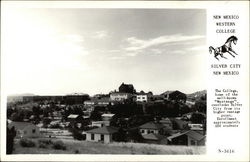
left=91, top=134, right=94, bottom=140
left=147, top=130, right=150, bottom=134
left=101, top=134, right=104, bottom=141
left=32, top=129, right=36, bottom=133
left=141, top=130, right=145, bottom=133
left=191, top=140, right=196, bottom=145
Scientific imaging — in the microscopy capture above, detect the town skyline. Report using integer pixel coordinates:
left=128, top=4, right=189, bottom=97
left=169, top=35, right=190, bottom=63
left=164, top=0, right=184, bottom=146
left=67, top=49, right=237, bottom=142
left=3, top=8, right=206, bottom=96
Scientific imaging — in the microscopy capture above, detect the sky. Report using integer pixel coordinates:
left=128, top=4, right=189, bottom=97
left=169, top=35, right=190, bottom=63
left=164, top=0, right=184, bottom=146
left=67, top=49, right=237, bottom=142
left=2, top=8, right=206, bottom=96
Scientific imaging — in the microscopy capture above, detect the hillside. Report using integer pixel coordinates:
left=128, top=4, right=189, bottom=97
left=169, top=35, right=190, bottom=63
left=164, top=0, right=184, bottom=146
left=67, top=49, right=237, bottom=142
left=13, top=138, right=205, bottom=154
left=187, top=90, right=206, bottom=99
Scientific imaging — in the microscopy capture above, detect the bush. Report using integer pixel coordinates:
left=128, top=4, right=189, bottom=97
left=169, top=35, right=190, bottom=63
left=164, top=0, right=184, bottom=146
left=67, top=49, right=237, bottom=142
left=19, top=138, right=36, bottom=147
left=52, top=140, right=66, bottom=150
left=74, top=149, right=80, bottom=154
left=38, top=139, right=52, bottom=145
left=71, top=129, right=86, bottom=140
left=38, top=143, right=47, bottom=148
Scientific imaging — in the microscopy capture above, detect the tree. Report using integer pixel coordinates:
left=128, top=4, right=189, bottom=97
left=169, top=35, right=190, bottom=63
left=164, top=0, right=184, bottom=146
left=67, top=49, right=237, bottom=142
left=90, top=111, right=102, bottom=121
left=7, top=126, right=16, bottom=154
left=42, top=117, right=51, bottom=128
left=127, top=128, right=143, bottom=142
left=190, top=113, right=206, bottom=124
left=114, top=128, right=127, bottom=142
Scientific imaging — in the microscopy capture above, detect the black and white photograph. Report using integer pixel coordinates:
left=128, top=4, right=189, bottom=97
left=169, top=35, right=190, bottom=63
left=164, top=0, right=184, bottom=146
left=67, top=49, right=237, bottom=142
left=3, top=7, right=208, bottom=155
left=2, top=1, right=250, bottom=161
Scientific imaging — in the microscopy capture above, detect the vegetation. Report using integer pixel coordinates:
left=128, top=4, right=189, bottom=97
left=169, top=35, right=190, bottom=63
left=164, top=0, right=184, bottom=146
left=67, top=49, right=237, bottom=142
left=52, top=140, right=67, bottom=150
left=13, top=138, right=205, bottom=154
left=6, top=126, right=16, bottom=154
left=19, top=138, right=36, bottom=147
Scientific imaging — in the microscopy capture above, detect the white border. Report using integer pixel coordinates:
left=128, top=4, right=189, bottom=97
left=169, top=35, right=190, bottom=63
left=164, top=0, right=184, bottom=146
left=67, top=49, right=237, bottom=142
left=1, top=1, right=249, bottom=161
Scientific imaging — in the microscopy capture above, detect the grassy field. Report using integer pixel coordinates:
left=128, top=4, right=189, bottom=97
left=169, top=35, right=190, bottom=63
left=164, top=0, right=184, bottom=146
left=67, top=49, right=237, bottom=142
left=13, top=138, right=206, bottom=154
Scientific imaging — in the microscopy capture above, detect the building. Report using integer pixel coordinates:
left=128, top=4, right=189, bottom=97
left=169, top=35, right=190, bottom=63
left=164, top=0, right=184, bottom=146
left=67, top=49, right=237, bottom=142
left=167, top=130, right=206, bottom=146
left=136, top=91, right=152, bottom=102
left=86, top=126, right=119, bottom=143
left=8, top=121, right=40, bottom=138
left=101, top=113, right=115, bottom=121
left=67, top=114, right=85, bottom=127
left=91, top=121, right=110, bottom=127
left=142, top=133, right=168, bottom=145
left=159, top=118, right=173, bottom=130
left=110, top=92, right=132, bottom=101
left=139, top=122, right=165, bottom=135
left=119, top=83, right=135, bottom=94
left=65, top=93, right=90, bottom=105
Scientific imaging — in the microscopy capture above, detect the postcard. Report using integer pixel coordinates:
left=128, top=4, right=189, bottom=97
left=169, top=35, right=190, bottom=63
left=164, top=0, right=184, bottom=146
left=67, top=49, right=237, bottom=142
left=1, top=1, right=249, bottom=161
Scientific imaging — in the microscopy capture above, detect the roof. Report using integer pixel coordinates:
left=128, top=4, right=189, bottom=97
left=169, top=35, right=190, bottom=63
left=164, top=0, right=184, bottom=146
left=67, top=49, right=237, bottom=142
left=68, top=114, right=80, bottom=118
left=159, top=118, right=172, bottom=124
left=86, top=126, right=119, bottom=134
left=142, top=133, right=166, bottom=141
left=101, top=114, right=115, bottom=118
left=186, top=130, right=205, bottom=141
left=110, top=92, right=130, bottom=95
left=167, top=130, right=205, bottom=141
left=8, top=121, right=36, bottom=130
left=92, top=121, right=110, bottom=124
left=139, top=122, right=165, bottom=129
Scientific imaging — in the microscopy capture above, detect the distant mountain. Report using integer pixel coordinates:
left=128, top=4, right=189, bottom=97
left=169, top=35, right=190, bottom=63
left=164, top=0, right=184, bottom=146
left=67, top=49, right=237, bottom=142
left=8, top=93, right=36, bottom=97
left=187, top=90, right=207, bottom=99
left=161, top=90, right=174, bottom=96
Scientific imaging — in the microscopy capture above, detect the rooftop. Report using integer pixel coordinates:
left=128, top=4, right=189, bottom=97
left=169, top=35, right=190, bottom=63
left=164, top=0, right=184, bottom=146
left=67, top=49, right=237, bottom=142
left=142, top=133, right=166, bottom=141
left=167, top=130, right=205, bottom=141
left=67, top=114, right=80, bottom=119
left=101, top=114, right=115, bottom=118
left=86, top=126, right=119, bottom=134
left=139, top=122, right=165, bottom=129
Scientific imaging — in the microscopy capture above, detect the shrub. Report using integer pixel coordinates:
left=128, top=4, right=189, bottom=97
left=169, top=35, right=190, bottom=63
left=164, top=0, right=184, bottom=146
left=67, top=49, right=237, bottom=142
left=72, top=129, right=86, bottom=140
left=52, top=140, right=66, bottom=150
left=38, top=139, right=52, bottom=145
left=38, top=143, right=47, bottom=148
left=74, top=149, right=80, bottom=154
left=19, top=138, right=36, bottom=147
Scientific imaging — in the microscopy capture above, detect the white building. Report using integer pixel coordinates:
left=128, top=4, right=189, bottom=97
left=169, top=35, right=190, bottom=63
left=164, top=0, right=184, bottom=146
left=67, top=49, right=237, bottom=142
left=139, top=122, right=165, bottom=135
left=110, top=92, right=132, bottom=101
left=86, top=126, right=119, bottom=143
left=91, top=121, right=110, bottom=127
left=101, top=113, right=115, bottom=121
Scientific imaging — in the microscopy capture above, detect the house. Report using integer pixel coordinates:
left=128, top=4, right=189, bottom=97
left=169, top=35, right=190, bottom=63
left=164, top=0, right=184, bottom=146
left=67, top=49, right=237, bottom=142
left=8, top=121, right=40, bottom=138
left=84, top=99, right=97, bottom=106
left=188, top=124, right=204, bottom=131
left=91, top=121, right=110, bottom=127
left=97, top=98, right=111, bottom=106
left=142, top=133, right=168, bottom=145
left=186, top=97, right=196, bottom=107
left=161, top=91, right=174, bottom=100
left=159, top=118, right=173, bottom=130
left=171, top=118, right=189, bottom=130
left=110, top=92, right=133, bottom=101
left=67, top=114, right=84, bottom=127
left=101, top=113, right=115, bottom=121
left=136, top=91, right=153, bottom=102
left=139, top=122, right=165, bottom=135
left=167, top=130, right=206, bottom=146
left=86, top=126, right=119, bottom=143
